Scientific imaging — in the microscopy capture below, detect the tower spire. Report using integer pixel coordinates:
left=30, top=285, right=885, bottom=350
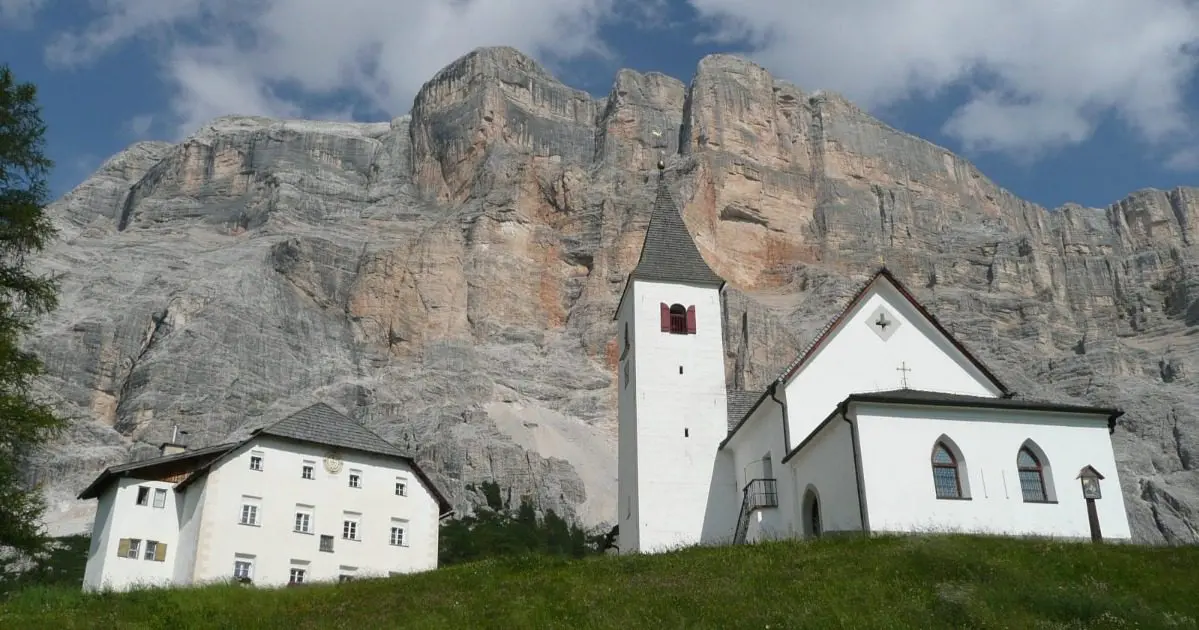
left=628, top=157, right=724, bottom=288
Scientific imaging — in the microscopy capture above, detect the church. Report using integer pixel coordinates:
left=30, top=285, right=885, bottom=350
left=615, top=164, right=1133, bottom=554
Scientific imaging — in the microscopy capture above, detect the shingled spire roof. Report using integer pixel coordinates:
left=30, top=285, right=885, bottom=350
left=628, top=167, right=725, bottom=287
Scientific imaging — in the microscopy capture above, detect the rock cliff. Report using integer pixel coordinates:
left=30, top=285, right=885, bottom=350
left=27, top=47, right=1199, bottom=543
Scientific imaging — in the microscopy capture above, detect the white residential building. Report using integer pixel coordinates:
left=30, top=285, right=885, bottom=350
left=616, top=163, right=1133, bottom=554
left=78, top=403, right=453, bottom=592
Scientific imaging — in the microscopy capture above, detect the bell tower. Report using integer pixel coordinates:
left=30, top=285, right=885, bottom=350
left=615, top=159, right=729, bottom=554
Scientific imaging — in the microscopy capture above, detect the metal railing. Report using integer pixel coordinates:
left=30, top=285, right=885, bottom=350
left=733, top=478, right=778, bottom=544
left=743, top=478, right=779, bottom=510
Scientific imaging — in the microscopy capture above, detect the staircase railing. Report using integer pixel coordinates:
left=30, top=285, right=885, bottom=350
left=732, top=478, right=778, bottom=544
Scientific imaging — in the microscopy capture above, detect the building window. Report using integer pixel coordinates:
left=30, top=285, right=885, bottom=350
left=294, top=506, right=313, bottom=534
left=135, top=486, right=150, bottom=506
left=144, top=541, right=167, bottom=562
left=348, top=470, right=362, bottom=488
left=116, top=538, right=141, bottom=559
left=240, top=497, right=261, bottom=526
left=249, top=451, right=264, bottom=471
left=931, top=441, right=963, bottom=499
left=1018, top=447, right=1048, bottom=502
left=390, top=519, right=408, bottom=546
left=289, top=567, right=306, bottom=585
left=338, top=566, right=357, bottom=583
left=152, top=488, right=168, bottom=509
left=338, top=575, right=354, bottom=583
left=233, top=555, right=255, bottom=583
left=395, top=478, right=408, bottom=497
left=660, top=303, right=696, bottom=335
left=669, top=304, right=687, bottom=334
left=320, top=535, right=335, bottom=553
left=343, top=513, right=360, bottom=541
left=301, top=462, right=315, bottom=480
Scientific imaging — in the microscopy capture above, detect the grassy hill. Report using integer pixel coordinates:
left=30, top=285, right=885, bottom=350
left=2, top=534, right=1197, bottom=629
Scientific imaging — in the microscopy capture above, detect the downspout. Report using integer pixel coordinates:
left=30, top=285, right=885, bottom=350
left=769, top=382, right=790, bottom=453
left=841, top=402, right=870, bottom=535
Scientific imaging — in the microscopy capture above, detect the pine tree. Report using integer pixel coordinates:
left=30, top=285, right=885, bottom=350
left=0, top=64, right=66, bottom=555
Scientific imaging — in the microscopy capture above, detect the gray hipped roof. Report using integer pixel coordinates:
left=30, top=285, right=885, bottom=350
left=79, top=402, right=454, bottom=515
left=628, top=173, right=724, bottom=287
left=255, top=402, right=406, bottom=459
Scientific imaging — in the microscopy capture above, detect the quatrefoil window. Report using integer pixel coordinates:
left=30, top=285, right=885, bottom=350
left=867, top=305, right=900, bottom=341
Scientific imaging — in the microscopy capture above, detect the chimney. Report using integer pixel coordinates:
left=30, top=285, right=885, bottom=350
left=160, top=426, right=190, bottom=456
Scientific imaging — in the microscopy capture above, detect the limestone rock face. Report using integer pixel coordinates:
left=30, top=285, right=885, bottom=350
left=26, top=46, right=1199, bottom=544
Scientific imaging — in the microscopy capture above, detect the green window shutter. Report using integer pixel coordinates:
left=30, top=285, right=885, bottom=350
left=154, top=543, right=168, bottom=562
left=116, top=538, right=130, bottom=558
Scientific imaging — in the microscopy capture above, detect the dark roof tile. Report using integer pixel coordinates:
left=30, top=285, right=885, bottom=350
left=727, top=390, right=764, bottom=431
left=256, top=402, right=406, bottom=459
left=629, top=173, right=724, bottom=287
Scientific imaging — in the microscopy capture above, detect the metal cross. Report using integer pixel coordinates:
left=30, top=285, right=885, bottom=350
left=896, top=362, right=912, bottom=389
left=874, top=312, right=892, bottom=330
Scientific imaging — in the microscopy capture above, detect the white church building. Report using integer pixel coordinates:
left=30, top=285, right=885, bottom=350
left=615, top=165, right=1133, bottom=554
left=77, top=403, right=453, bottom=591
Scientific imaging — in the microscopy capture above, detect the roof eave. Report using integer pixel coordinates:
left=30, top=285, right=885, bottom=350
left=718, top=383, right=774, bottom=450
left=612, top=274, right=726, bottom=322
left=845, top=394, right=1122, bottom=420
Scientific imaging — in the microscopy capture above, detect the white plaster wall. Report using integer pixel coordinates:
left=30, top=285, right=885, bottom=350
left=702, top=449, right=740, bottom=545
left=783, top=281, right=1002, bottom=447
left=81, top=489, right=115, bottom=591
left=786, top=416, right=863, bottom=536
left=173, top=477, right=207, bottom=583
left=853, top=403, right=1131, bottom=540
left=86, top=477, right=184, bottom=591
left=616, top=288, right=640, bottom=553
left=626, top=280, right=728, bottom=554
left=724, top=399, right=793, bottom=542
left=192, top=436, right=441, bottom=587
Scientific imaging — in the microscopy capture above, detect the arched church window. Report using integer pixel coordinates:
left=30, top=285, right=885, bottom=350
left=660, top=303, right=697, bottom=335
left=1017, top=447, right=1047, bottom=502
left=669, top=304, right=688, bottom=334
left=931, top=441, right=962, bottom=499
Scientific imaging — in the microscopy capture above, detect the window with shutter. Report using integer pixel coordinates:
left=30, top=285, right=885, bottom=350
left=116, top=538, right=130, bottom=558
left=686, top=305, right=696, bottom=334
left=659, top=303, right=670, bottom=332
left=154, top=543, right=168, bottom=562
left=668, top=304, right=687, bottom=334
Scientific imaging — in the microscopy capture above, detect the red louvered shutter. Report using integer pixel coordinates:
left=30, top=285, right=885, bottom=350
left=660, top=303, right=670, bottom=332
left=686, top=305, right=697, bottom=334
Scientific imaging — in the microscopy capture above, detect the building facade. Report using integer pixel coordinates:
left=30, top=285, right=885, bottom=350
left=79, top=403, right=452, bottom=591
left=617, top=164, right=1132, bottom=554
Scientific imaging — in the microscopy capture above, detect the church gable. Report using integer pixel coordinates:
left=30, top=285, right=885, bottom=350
left=774, top=268, right=1010, bottom=446
left=779, top=269, right=1009, bottom=397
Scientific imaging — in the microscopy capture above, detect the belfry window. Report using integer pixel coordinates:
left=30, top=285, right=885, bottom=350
left=660, top=303, right=697, bottom=335
left=669, top=304, right=687, bottom=333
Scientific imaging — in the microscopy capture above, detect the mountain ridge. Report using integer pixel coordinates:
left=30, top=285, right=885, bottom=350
left=27, top=46, right=1199, bottom=544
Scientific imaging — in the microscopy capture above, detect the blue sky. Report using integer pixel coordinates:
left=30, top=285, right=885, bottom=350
left=1, top=0, right=1196, bottom=209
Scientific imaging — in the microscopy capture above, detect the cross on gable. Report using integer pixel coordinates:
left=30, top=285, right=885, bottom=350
left=874, top=312, right=892, bottom=330
left=896, top=362, right=912, bottom=389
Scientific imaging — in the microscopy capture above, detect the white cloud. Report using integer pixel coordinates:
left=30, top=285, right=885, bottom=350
left=127, top=114, right=154, bottom=138
left=44, top=0, right=1199, bottom=164
left=47, top=0, right=624, bottom=139
left=1165, top=148, right=1199, bottom=172
left=687, top=0, right=1199, bottom=158
left=0, top=0, right=46, bottom=27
